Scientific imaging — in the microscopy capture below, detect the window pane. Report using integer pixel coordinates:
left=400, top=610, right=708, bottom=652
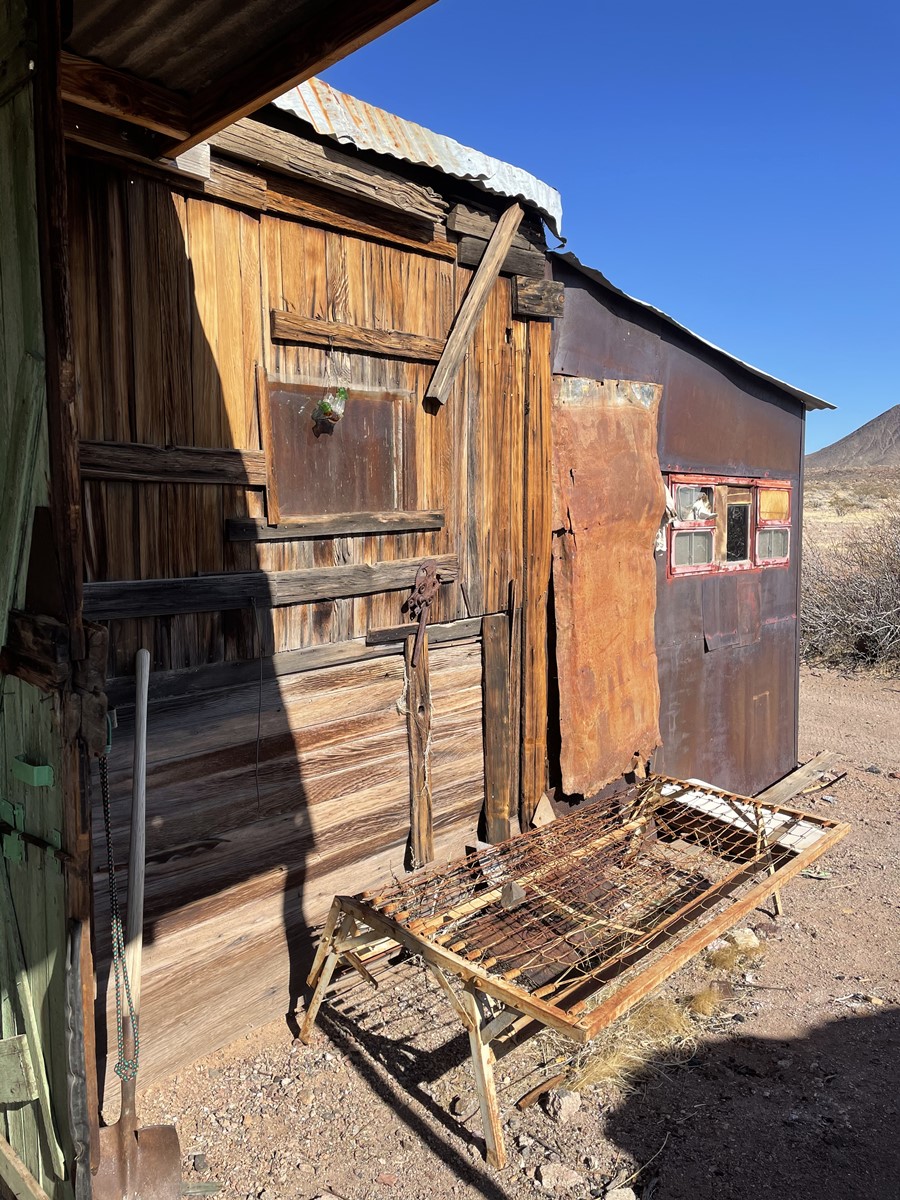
left=757, top=528, right=789, bottom=560
left=673, top=529, right=713, bottom=566
left=675, top=485, right=715, bottom=521
left=759, top=488, right=790, bottom=523
left=726, top=503, right=750, bottom=561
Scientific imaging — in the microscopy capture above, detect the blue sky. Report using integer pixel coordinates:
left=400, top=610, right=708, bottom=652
left=322, top=0, right=899, bottom=453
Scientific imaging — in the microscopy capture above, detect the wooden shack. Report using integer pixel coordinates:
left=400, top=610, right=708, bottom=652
left=1, top=6, right=833, bottom=1191
left=71, top=82, right=566, bottom=1099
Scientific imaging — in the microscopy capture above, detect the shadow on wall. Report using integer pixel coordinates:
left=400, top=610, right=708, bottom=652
left=84, top=172, right=316, bottom=1100
left=603, top=1007, right=900, bottom=1200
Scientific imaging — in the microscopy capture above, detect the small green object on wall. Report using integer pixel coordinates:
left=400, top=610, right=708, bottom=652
left=12, top=757, right=54, bottom=788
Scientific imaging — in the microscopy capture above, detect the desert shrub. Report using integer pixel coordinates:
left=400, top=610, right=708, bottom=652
left=801, top=502, right=900, bottom=669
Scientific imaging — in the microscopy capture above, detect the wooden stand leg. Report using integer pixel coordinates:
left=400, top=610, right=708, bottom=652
left=300, top=949, right=340, bottom=1044
left=461, top=987, right=506, bottom=1170
left=306, top=899, right=344, bottom=988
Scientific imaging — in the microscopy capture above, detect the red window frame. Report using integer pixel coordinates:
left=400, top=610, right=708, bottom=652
left=667, top=475, right=792, bottom=577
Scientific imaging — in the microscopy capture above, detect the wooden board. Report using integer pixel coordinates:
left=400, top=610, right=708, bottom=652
left=271, top=310, right=443, bottom=363
left=551, top=378, right=665, bottom=798
left=79, top=441, right=267, bottom=485
left=210, top=119, right=445, bottom=223
left=482, top=613, right=512, bottom=843
left=404, top=634, right=434, bottom=868
left=456, top=236, right=545, bottom=280
left=83, top=555, right=460, bottom=619
left=258, top=375, right=409, bottom=521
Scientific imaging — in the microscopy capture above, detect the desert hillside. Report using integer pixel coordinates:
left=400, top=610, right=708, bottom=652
left=807, top=403, right=900, bottom=470
left=804, top=406, right=900, bottom=545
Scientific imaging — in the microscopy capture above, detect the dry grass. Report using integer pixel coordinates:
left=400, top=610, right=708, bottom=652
left=686, top=981, right=734, bottom=1017
left=567, top=997, right=697, bottom=1094
left=705, top=942, right=766, bottom=973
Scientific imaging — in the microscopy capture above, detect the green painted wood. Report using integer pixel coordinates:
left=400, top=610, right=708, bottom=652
left=0, top=355, right=45, bottom=648
left=0, top=1035, right=39, bottom=1104
left=0, top=857, right=66, bottom=1178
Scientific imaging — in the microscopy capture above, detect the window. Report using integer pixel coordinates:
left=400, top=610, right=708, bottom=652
left=668, top=476, right=792, bottom=575
left=755, top=486, right=791, bottom=564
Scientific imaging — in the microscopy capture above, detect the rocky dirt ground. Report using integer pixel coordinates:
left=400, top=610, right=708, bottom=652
left=142, top=668, right=900, bottom=1200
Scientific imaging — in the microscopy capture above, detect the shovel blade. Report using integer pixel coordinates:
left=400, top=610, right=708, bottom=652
left=95, top=1122, right=181, bottom=1200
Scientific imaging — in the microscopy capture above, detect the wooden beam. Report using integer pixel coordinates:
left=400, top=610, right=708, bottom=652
left=754, top=751, right=840, bottom=807
left=62, top=100, right=165, bottom=162
left=366, top=616, right=482, bottom=645
left=170, top=0, right=439, bottom=155
left=227, top=511, right=444, bottom=541
left=426, top=203, right=524, bottom=405
left=405, top=634, right=434, bottom=868
left=0, top=1134, right=52, bottom=1200
left=521, top=322, right=553, bottom=826
left=0, top=611, right=70, bottom=691
left=270, top=309, right=444, bottom=363
left=204, top=157, right=456, bottom=259
left=79, top=441, right=267, bottom=486
left=456, top=235, right=545, bottom=280
left=447, top=202, right=543, bottom=251
left=482, top=613, right=512, bottom=843
left=59, top=52, right=190, bottom=140
left=83, top=554, right=459, bottom=619
left=513, top=277, right=565, bottom=319
left=209, top=119, right=445, bottom=223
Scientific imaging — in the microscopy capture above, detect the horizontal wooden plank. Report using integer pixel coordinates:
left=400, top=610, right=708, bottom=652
left=754, top=751, right=840, bottom=806
left=83, top=554, right=459, bottom=619
left=270, top=309, right=444, bottom=363
left=513, top=277, right=565, bottom=319
left=63, top=100, right=164, bottom=162
left=106, top=640, right=399, bottom=708
left=210, top=119, right=445, bottom=223
left=203, top=157, right=456, bottom=260
left=456, top=235, right=545, bottom=280
left=60, top=52, right=190, bottom=140
left=79, top=441, right=267, bottom=486
left=366, top=616, right=483, bottom=645
left=447, top=202, right=543, bottom=252
left=227, top=511, right=444, bottom=541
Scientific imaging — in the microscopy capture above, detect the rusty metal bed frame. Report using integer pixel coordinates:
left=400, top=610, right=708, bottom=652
left=302, top=777, right=849, bottom=1168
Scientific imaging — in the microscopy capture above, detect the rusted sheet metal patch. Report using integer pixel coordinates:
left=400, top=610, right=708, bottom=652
left=702, top=573, right=761, bottom=651
left=551, top=377, right=665, bottom=797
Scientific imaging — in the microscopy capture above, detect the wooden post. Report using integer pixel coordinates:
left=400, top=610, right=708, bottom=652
left=482, top=614, right=512, bottom=843
left=520, top=321, right=553, bottom=826
left=461, top=986, right=506, bottom=1170
left=404, top=633, right=434, bottom=868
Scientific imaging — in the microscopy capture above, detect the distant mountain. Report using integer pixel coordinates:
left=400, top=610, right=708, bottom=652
left=807, top=404, right=900, bottom=470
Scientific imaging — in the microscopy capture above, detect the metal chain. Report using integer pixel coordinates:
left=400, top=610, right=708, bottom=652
left=99, top=748, right=140, bottom=1081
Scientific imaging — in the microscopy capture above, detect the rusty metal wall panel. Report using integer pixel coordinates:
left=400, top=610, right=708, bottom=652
left=550, top=256, right=805, bottom=794
left=551, top=376, right=665, bottom=798
left=551, top=257, right=802, bottom=477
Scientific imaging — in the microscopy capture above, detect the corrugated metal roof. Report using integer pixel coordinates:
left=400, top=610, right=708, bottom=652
left=553, top=252, right=835, bottom=412
left=272, top=77, right=563, bottom=236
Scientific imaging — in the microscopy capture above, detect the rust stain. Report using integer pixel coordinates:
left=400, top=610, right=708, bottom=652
left=551, top=377, right=665, bottom=797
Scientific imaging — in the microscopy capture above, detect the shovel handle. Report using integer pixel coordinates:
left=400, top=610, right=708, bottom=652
left=125, top=648, right=150, bottom=1021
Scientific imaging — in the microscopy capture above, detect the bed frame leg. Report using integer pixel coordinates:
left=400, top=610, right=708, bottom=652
left=462, top=986, right=506, bottom=1170
left=301, top=949, right=340, bottom=1044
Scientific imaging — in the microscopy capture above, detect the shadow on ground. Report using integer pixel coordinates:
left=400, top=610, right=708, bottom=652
left=604, top=1007, right=900, bottom=1200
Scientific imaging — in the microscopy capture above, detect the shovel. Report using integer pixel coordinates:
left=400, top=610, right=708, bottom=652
left=94, top=648, right=182, bottom=1200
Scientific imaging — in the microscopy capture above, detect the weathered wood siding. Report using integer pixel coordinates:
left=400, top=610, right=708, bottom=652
left=68, top=155, right=545, bottom=1087
left=0, top=1, right=72, bottom=1190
